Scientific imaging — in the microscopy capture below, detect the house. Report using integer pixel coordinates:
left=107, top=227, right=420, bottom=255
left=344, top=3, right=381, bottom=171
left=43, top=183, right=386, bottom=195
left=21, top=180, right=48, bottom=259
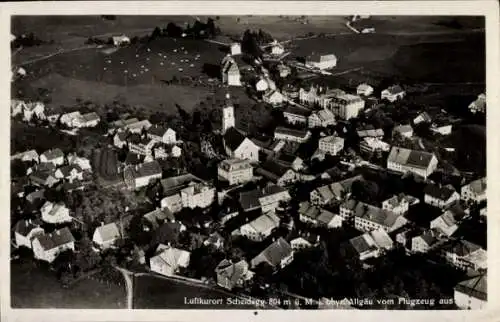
left=113, top=35, right=130, bottom=46
left=148, top=126, right=177, bottom=144
left=203, top=232, right=225, bottom=249
left=221, top=55, right=242, bottom=86
left=215, top=259, right=254, bottom=291
left=283, top=106, right=310, bottom=125
left=270, top=40, right=285, bottom=56
left=430, top=208, right=465, bottom=237
left=387, top=147, right=438, bottom=179
left=55, top=165, right=84, bottom=183
left=218, top=158, right=253, bottom=185
left=424, top=184, right=460, bottom=209
left=392, top=124, right=413, bottom=138
left=60, top=111, right=82, bottom=127
left=143, top=207, right=176, bottom=231
left=125, top=119, right=153, bottom=134
left=340, top=200, right=408, bottom=233
left=13, top=219, right=45, bottom=249
left=274, top=127, right=311, bottom=143
left=32, top=227, right=75, bottom=263
left=255, top=77, right=269, bottom=92
left=74, top=112, right=101, bottom=128
left=328, top=93, right=365, bottom=120
left=170, top=145, right=182, bottom=158
left=359, top=137, right=391, bottom=154
left=275, top=153, right=305, bottom=171
left=29, top=170, right=59, bottom=187
left=461, top=177, right=487, bottom=204
left=223, top=127, right=260, bottom=162
left=67, top=153, right=92, bottom=172
left=250, top=237, right=294, bottom=269
left=431, top=124, right=453, bottom=136
left=468, top=93, right=486, bottom=114
left=454, top=274, right=487, bottom=309
left=298, top=201, right=343, bottom=228
left=160, top=174, right=216, bottom=212
left=263, top=90, right=285, bottom=106
left=308, top=109, right=336, bottom=128
left=239, top=212, right=280, bottom=242
left=310, top=175, right=363, bottom=205
left=230, top=42, right=242, bottom=55
left=239, top=185, right=291, bottom=213
left=277, top=64, right=291, bottom=78
left=357, top=127, right=384, bottom=139
left=440, top=240, right=486, bottom=271
left=318, top=135, right=344, bottom=156
left=113, top=131, right=129, bottom=149
left=150, top=245, right=191, bottom=276
left=290, top=235, right=320, bottom=251
left=125, top=161, right=163, bottom=189
left=382, top=194, right=410, bottom=215
left=11, top=149, right=39, bottom=163
left=92, top=222, right=121, bottom=250
left=40, top=201, right=72, bottom=224
left=255, top=160, right=298, bottom=187
left=11, top=99, right=25, bottom=117
left=348, top=228, right=394, bottom=261
left=381, top=85, right=405, bottom=102
left=26, top=189, right=46, bottom=204
left=306, top=53, right=337, bottom=70
left=411, top=229, right=441, bottom=253
left=413, top=112, right=432, bottom=125
left=23, top=101, right=45, bottom=122
left=356, top=83, right=374, bottom=96
left=40, top=148, right=65, bottom=166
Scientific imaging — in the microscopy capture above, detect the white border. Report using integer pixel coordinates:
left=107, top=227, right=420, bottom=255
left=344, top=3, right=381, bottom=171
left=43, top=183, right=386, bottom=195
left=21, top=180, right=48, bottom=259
left=1, top=1, right=499, bottom=322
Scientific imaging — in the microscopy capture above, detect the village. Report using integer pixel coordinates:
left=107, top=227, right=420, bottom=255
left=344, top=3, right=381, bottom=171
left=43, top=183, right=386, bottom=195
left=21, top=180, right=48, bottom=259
left=10, top=15, right=487, bottom=310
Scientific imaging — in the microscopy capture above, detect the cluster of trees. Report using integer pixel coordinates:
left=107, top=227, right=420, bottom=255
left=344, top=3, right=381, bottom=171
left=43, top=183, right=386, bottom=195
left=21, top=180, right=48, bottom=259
left=92, top=148, right=119, bottom=181
left=11, top=33, right=49, bottom=49
left=241, top=29, right=274, bottom=58
left=150, top=18, right=220, bottom=40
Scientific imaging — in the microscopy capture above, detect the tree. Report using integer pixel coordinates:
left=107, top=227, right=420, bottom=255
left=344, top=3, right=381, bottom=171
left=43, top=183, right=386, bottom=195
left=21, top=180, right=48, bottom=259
left=206, top=18, right=217, bottom=38
left=150, top=27, right=162, bottom=40
left=75, top=237, right=102, bottom=273
left=241, top=30, right=263, bottom=59
left=351, top=180, right=380, bottom=204
left=11, top=159, right=30, bottom=178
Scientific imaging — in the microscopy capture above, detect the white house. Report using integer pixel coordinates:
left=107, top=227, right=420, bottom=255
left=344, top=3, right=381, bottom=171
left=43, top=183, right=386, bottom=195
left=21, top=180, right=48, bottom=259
left=223, top=127, right=260, bottom=162
left=239, top=212, right=280, bottom=242
left=150, top=245, right=191, bottom=276
left=171, top=145, right=182, bottom=158
left=430, top=124, right=453, bottom=136
left=382, top=195, right=409, bottom=215
left=250, top=237, right=294, bottom=269
left=430, top=209, right=464, bottom=237
left=218, top=158, right=253, bottom=186
left=75, top=112, right=100, bottom=128
left=113, top=35, right=130, bottom=47
left=359, top=137, right=391, bottom=154
left=55, top=165, right=84, bottom=183
left=387, top=147, right=438, bottom=179
left=283, top=106, right=310, bottom=125
left=32, top=227, right=75, bottom=263
left=349, top=228, right=394, bottom=261
left=11, top=99, right=26, bottom=117
left=393, top=124, right=413, bottom=138
left=468, top=93, right=486, bottom=114
left=274, top=127, right=311, bottom=143
left=263, top=90, right=285, bottom=106
left=328, top=93, right=365, bottom=120
left=308, top=109, right=336, bottom=128
left=230, top=42, right=242, bottom=56
left=148, top=126, right=177, bottom=144
left=11, top=149, right=39, bottom=163
left=270, top=40, right=285, bottom=56
left=221, top=55, right=242, bottom=87
left=318, top=135, right=344, bottom=156
left=40, top=201, right=72, bottom=224
left=256, top=78, right=269, bottom=92
left=60, top=111, right=82, bottom=127
left=298, top=201, right=343, bottom=228
left=352, top=201, right=408, bottom=233
left=357, top=83, right=374, bottom=96
left=40, top=148, right=65, bottom=166
left=381, top=85, right=405, bottom=102
left=23, top=102, right=45, bottom=122
left=306, top=53, right=337, bottom=70
left=92, top=222, right=121, bottom=250
left=454, top=275, right=487, bottom=309
left=411, top=229, right=441, bottom=253
left=128, top=161, right=163, bottom=189
left=67, top=153, right=92, bottom=172
left=424, top=184, right=460, bottom=209
left=13, top=219, right=45, bottom=249
left=461, top=177, right=487, bottom=204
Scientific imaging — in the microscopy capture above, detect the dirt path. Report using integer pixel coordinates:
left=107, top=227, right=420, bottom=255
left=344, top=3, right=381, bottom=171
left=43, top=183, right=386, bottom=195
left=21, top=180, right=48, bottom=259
left=114, top=266, right=134, bottom=309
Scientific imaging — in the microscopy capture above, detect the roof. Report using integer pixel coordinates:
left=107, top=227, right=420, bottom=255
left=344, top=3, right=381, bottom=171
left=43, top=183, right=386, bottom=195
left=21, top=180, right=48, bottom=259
left=223, top=127, right=246, bottom=151
left=393, top=124, right=413, bottom=134
left=417, top=229, right=439, bottom=246
left=41, top=148, right=64, bottom=160
left=357, top=83, right=373, bottom=91
left=239, top=189, right=263, bottom=211
left=306, top=53, right=337, bottom=62
left=149, top=125, right=174, bottom=137
left=317, top=209, right=338, bottom=225
left=283, top=106, right=311, bottom=117
left=299, top=201, right=321, bottom=220
left=244, top=212, right=280, bottom=235
left=384, top=85, right=404, bottom=94
left=275, top=126, right=309, bottom=139
left=11, top=149, right=39, bottom=161
left=152, top=246, right=191, bottom=270
left=455, top=274, right=487, bottom=301
left=26, top=189, right=46, bottom=203
left=349, top=234, right=377, bottom=254
left=216, top=260, right=251, bottom=285
left=35, top=227, right=75, bottom=251
left=464, top=177, right=486, bottom=195
left=370, top=229, right=394, bottom=249
left=59, top=164, right=82, bottom=177
left=161, top=173, right=204, bottom=195
left=388, top=147, right=435, bottom=169
left=319, top=135, right=344, bottom=145
left=135, top=161, right=162, bottom=178
left=258, top=159, right=291, bottom=178
left=94, top=223, right=121, bottom=242
left=81, top=112, right=100, bottom=122
left=353, top=202, right=404, bottom=228
left=219, top=158, right=252, bottom=172
left=442, top=239, right=482, bottom=257
left=357, top=128, right=384, bottom=138
left=424, top=184, right=457, bottom=201
left=256, top=237, right=293, bottom=267
left=14, top=219, right=43, bottom=236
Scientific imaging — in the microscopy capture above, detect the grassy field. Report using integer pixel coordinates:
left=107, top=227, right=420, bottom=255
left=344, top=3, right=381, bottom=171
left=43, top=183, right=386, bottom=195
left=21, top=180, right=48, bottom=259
left=11, top=260, right=126, bottom=308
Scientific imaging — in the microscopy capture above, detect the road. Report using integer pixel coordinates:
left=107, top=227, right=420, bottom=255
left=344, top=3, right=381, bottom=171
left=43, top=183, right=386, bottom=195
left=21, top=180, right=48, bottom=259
left=114, top=266, right=134, bottom=309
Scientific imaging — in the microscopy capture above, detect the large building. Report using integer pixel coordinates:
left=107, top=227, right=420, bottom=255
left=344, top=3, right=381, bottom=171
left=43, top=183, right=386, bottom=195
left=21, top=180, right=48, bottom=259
left=274, top=127, right=311, bottom=143
left=327, top=93, right=365, bottom=120
left=160, top=174, right=216, bottom=212
left=223, top=127, right=260, bottom=162
left=318, top=135, right=344, bottom=156
left=305, top=53, right=337, bottom=70
left=221, top=55, right=242, bottom=86
left=387, top=147, right=438, bottom=179
left=218, top=158, right=253, bottom=186
left=238, top=212, right=281, bottom=242
left=340, top=200, right=408, bottom=233
left=308, top=109, right=336, bottom=128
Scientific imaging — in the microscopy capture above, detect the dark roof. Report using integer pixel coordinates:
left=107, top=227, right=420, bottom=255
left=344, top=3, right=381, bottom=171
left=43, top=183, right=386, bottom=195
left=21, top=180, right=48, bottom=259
left=275, top=126, right=309, bottom=138
left=258, top=159, right=291, bottom=178
left=276, top=152, right=298, bottom=164
left=385, top=85, right=404, bottom=94
left=135, top=161, right=162, bottom=178
left=258, top=237, right=293, bottom=267
left=41, top=148, right=64, bottom=160
left=161, top=173, right=204, bottom=195
left=59, top=164, right=82, bottom=177
left=26, top=189, right=46, bottom=203
left=349, top=235, right=377, bottom=254
left=148, top=125, right=168, bottom=137
left=239, top=189, right=262, bottom=211
left=125, top=152, right=144, bottom=165
left=143, top=208, right=176, bottom=229
left=406, top=150, right=434, bottom=168
left=35, top=227, right=75, bottom=251
left=441, top=239, right=481, bottom=257
left=424, top=184, right=457, bottom=201
left=283, top=106, right=311, bottom=117
left=153, top=222, right=183, bottom=244
left=223, top=127, right=246, bottom=151
left=14, top=219, right=43, bottom=236
left=454, top=274, right=487, bottom=301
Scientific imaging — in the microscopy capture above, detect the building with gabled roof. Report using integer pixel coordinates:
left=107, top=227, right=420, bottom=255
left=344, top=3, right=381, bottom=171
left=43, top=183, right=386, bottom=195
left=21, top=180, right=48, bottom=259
left=387, top=147, right=438, bottom=179
left=454, top=274, right=487, bottom=309
left=223, top=127, right=260, bottom=162
left=424, top=184, right=460, bottom=209
left=308, top=109, right=336, bottom=128
left=274, top=126, right=311, bottom=143
left=356, top=83, right=374, bottom=96
left=148, top=126, right=177, bottom=144
left=221, top=55, right=242, bottom=86
left=251, top=237, right=294, bottom=269
left=306, top=53, right=337, bottom=70
left=40, top=201, right=71, bottom=224
left=461, top=177, right=487, bottom=204
left=143, top=207, right=176, bottom=231
left=440, top=239, right=485, bottom=271
left=150, top=245, right=191, bottom=277
left=392, top=124, right=414, bottom=138
left=318, top=135, right=344, bottom=156
left=430, top=208, right=465, bottom=237
left=255, top=159, right=298, bottom=187
left=348, top=228, right=394, bottom=261
left=215, top=259, right=254, bottom=291
left=92, top=222, right=121, bottom=250
left=283, top=105, right=311, bottom=125
left=340, top=200, right=408, bottom=233
left=13, top=219, right=45, bottom=249
left=411, top=229, right=442, bottom=253
left=310, top=175, right=363, bottom=206
left=40, top=148, right=65, bottom=166
left=382, top=194, right=410, bottom=215
left=238, top=212, right=280, bottom=242
left=11, top=149, right=39, bottom=163
left=218, top=158, right=253, bottom=186
left=468, top=93, right=486, bottom=114
left=381, top=85, right=405, bottom=102
left=298, top=201, right=342, bottom=228
left=239, top=185, right=291, bottom=213
left=32, top=227, right=75, bottom=263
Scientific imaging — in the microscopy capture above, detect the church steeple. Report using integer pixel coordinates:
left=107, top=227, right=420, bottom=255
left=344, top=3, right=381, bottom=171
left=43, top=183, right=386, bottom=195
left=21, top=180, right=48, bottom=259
left=222, top=93, right=235, bottom=134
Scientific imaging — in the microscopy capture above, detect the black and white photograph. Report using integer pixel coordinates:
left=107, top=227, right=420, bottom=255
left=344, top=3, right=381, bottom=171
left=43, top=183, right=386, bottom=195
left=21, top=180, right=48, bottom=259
left=4, top=1, right=498, bottom=317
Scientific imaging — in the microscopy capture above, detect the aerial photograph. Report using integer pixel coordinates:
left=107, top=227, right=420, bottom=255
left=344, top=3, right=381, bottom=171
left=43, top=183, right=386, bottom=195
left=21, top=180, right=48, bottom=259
left=10, top=15, right=486, bottom=310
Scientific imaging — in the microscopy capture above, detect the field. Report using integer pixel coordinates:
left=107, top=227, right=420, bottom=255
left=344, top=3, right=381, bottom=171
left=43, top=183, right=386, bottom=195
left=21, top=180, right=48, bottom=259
left=11, top=260, right=126, bottom=308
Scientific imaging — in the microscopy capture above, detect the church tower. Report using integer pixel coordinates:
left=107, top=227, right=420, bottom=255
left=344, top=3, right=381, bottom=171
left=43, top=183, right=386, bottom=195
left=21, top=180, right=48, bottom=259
left=222, top=93, right=235, bottom=133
